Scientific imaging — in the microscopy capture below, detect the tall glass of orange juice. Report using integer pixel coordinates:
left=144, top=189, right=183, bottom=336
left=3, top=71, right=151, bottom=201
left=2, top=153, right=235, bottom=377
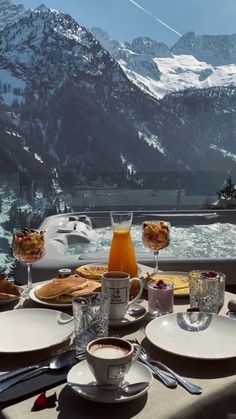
left=108, top=212, right=138, bottom=277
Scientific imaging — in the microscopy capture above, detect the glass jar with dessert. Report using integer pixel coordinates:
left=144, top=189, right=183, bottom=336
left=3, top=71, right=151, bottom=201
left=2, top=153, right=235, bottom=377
left=142, top=220, right=170, bottom=274
left=12, top=228, right=45, bottom=296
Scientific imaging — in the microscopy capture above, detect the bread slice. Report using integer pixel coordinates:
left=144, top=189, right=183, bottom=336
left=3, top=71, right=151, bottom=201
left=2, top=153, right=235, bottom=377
left=0, top=276, right=21, bottom=296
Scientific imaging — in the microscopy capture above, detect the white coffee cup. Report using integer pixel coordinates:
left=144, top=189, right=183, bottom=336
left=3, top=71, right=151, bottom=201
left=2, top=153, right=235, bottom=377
left=101, top=271, right=144, bottom=320
left=86, top=337, right=140, bottom=386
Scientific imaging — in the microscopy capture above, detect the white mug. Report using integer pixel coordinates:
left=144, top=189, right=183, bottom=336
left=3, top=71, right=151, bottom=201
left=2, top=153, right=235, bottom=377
left=86, top=337, right=140, bottom=386
left=101, top=271, right=144, bottom=320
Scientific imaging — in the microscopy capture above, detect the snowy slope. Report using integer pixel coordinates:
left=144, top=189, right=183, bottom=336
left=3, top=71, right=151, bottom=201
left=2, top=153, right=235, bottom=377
left=91, top=28, right=236, bottom=99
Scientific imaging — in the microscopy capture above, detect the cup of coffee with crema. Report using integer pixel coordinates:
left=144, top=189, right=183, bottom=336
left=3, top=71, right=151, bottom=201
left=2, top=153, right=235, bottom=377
left=86, top=337, right=140, bottom=386
left=101, top=271, right=144, bottom=320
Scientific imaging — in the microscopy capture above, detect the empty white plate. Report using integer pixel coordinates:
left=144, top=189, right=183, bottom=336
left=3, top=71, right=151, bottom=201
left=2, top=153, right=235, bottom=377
left=146, top=312, right=236, bottom=359
left=0, top=308, right=74, bottom=353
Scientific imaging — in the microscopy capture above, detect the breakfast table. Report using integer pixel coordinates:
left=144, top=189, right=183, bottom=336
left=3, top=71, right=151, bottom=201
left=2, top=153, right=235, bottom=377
left=0, top=264, right=236, bottom=419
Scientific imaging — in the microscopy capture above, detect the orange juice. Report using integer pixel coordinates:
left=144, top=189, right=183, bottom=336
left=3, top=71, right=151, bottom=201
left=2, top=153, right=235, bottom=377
left=108, top=228, right=138, bottom=277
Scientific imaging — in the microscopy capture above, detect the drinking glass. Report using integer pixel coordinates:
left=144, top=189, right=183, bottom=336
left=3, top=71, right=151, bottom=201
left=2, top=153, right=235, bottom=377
left=72, top=292, right=110, bottom=355
left=142, top=220, right=170, bottom=274
left=12, top=228, right=45, bottom=297
left=188, top=270, right=221, bottom=313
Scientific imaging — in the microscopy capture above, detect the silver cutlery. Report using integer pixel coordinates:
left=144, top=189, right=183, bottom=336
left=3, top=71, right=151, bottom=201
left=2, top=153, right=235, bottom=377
left=138, top=351, right=177, bottom=388
left=68, top=381, right=149, bottom=395
left=0, top=349, right=77, bottom=393
left=128, top=339, right=177, bottom=388
left=138, top=345, right=202, bottom=395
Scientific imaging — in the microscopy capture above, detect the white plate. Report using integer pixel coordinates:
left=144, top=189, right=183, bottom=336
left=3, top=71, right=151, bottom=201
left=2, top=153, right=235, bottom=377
left=109, top=306, right=147, bottom=328
left=67, top=360, right=152, bottom=403
left=29, top=283, right=72, bottom=308
left=0, top=308, right=74, bottom=353
left=146, top=312, right=236, bottom=359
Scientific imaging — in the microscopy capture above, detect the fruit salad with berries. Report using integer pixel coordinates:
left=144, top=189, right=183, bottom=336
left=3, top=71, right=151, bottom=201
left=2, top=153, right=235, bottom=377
left=142, top=221, right=170, bottom=251
left=13, top=229, right=45, bottom=263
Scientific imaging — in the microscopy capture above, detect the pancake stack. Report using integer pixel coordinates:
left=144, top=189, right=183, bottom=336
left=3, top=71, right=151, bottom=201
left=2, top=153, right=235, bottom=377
left=35, top=275, right=101, bottom=304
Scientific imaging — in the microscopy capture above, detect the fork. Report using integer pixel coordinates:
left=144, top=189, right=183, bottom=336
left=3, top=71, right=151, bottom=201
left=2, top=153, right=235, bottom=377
left=129, top=339, right=177, bottom=388
left=138, top=344, right=202, bottom=395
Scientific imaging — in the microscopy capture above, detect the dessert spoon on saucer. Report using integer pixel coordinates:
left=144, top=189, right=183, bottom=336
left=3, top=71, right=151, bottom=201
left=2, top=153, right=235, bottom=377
left=68, top=381, right=149, bottom=395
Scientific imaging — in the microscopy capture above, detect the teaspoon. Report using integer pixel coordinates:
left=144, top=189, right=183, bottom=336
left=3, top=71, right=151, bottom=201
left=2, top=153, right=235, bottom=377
left=68, top=381, right=149, bottom=395
left=126, top=303, right=146, bottom=316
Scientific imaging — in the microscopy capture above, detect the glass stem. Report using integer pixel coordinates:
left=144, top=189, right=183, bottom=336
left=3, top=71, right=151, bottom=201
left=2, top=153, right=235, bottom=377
left=27, top=263, right=32, bottom=292
left=153, top=250, right=159, bottom=274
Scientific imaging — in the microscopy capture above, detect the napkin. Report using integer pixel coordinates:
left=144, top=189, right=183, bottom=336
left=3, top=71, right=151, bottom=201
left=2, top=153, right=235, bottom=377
left=227, top=299, right=236, bottom=312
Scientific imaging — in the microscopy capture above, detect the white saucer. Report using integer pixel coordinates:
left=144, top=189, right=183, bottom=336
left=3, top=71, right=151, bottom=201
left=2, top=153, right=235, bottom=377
left=109, top=307, right=147, bottom=327
left=67, top=360, right=152, bottom=403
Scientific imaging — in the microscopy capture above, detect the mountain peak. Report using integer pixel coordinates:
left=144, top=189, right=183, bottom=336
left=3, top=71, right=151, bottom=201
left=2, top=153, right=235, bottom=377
left=173, top=31, right=236, bottom=65
left=35, top=4, right=50, bottom=12
left=131, top=36, right=171, bottom=58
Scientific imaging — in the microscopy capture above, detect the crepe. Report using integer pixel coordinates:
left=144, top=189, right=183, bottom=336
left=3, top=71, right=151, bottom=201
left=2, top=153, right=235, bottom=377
left=35, top=275, right=101, bottom=304
left=147, top=273, right=189, bottom=296
left=0, top=276, right=22, bottom=298
left=75, top=264, right=108, bottom=281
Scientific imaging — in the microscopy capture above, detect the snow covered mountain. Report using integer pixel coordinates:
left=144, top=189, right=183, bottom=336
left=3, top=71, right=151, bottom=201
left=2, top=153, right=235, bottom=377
left=0, top=0, right=27, bottom=31
left=0, top=5, right=176, bottom=176
left=91, top=28, right=236, bottom=99
left=0, top=2, right=235, bottom=185
left=172, top=31, right=236, bottom=66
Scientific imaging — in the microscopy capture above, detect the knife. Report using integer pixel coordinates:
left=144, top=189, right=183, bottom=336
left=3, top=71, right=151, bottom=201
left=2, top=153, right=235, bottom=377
left=0, top=362, right=45, bottom=383
left=0, top=349, right=78, bottom=384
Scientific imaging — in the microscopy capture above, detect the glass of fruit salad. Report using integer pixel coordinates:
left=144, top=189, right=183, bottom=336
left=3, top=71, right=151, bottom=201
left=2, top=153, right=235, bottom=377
left=142, top=220, right=170, bottom=274
left=12, top=228, right=45, bottom=296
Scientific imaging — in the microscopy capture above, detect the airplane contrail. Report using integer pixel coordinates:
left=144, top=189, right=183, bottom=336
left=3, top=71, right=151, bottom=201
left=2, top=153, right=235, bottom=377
left=128, top=0, right=182, bottom=37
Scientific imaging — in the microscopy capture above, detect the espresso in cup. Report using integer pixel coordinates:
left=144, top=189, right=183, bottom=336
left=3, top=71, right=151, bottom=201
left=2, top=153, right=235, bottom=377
left=89, top=343, right=129, bottom=358
left=86, top=337, right=140, bottom=386
left=101, top=271, right=144, bottom=320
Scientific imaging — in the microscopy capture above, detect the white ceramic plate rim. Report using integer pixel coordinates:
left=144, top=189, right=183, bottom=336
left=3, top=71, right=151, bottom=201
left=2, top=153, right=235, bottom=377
left=145, top=312, right=236, bottom=360
left=67, top=360, right=152, bottom=403
left=29, top=282, right=72, bottom=307
left=0, top=308, right=73, bottom=353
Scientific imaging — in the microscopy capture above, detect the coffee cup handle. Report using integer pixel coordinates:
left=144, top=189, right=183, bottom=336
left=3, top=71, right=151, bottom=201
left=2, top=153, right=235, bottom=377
left=131, top=343, right=141, bottom=362
left=127, top=277, right=144, bottom=308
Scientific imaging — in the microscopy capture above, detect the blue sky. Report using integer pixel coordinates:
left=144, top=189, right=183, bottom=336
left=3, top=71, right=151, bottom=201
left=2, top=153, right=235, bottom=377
left=14, top=0, right=236, bottom=46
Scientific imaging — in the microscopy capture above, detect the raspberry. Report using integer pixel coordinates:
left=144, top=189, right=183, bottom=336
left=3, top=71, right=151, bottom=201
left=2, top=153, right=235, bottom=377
left=201, top=271, right=217, bottom=279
